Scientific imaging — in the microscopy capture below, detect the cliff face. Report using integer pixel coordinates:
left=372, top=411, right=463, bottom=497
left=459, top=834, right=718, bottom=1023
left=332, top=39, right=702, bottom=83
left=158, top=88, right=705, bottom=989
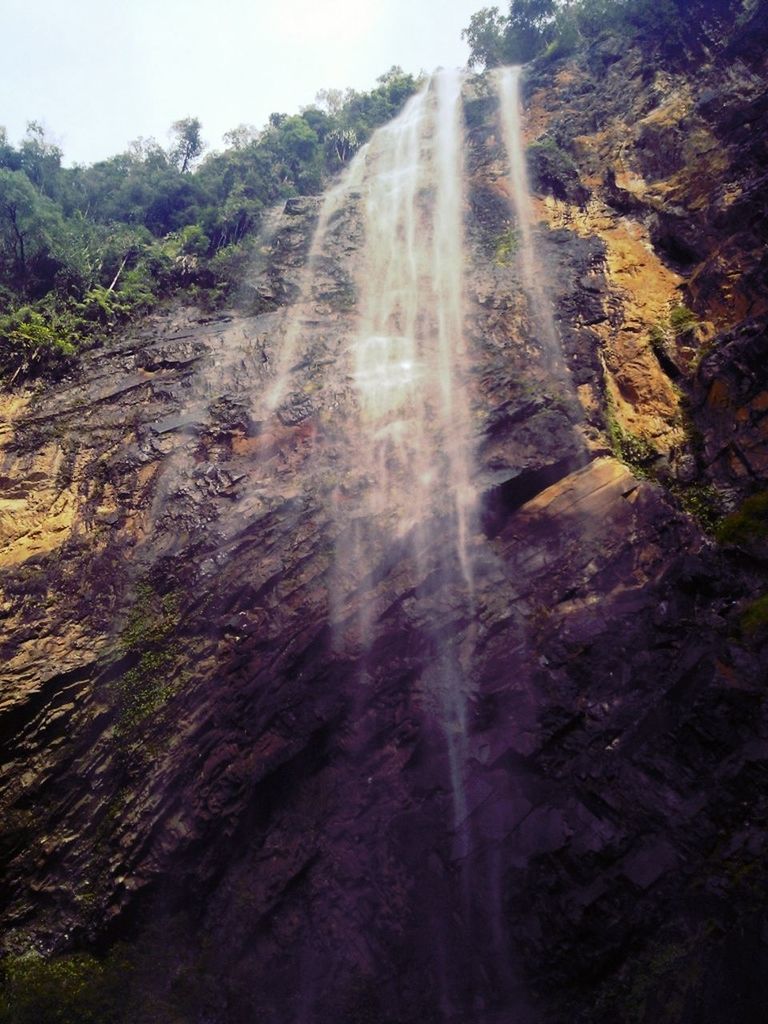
left=1, top=10, right=767, bottom=1024
left=523, top=0, right=768, bottom=490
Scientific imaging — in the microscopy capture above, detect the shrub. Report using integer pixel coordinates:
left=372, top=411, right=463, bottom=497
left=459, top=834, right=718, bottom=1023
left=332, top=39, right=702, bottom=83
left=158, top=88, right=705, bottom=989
left=670, top=482, right=722, bottom=534
left=116, top=583, right=181, bottom=735
left=0, top=951, right=122, bottom=1024
left=74, top=286, right=123, bottom=325
left=648, top=304, right=702, bottom=373
left=669, top=304, right=699, bottom=338
left=716, top=491, right=768, bottom=548
left=741, top=594, right=768, bottom=636
left=208, top=240, right=253, bottom=298
left=0, top=307, right=77, bottom=382
left=606, top=407, right=658, bottom=477
left=494, top=228, right=520, bottom=266
left=177, top=224, right=210, bottom=256
left=649, top=322, right=667, bottom=355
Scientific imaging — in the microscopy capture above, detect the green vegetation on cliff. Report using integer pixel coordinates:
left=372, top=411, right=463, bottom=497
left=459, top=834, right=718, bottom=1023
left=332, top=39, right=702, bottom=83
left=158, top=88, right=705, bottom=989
left=716, top=491, right=768, bottom=549
left=0, top=951, right=123, bottom=1024
left=116, top=582, right=182, bottom=735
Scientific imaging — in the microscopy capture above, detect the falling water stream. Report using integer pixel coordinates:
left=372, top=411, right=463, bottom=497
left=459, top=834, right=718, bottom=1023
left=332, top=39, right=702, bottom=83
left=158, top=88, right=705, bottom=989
left=266, top=168, right=364, bottom=413
left=496, top=66, right=562, bottom=362
left=338, top=68, right=478, bottom=852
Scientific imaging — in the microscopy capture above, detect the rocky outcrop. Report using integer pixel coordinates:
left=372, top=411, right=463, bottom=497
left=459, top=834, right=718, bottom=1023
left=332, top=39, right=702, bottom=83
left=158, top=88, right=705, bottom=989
left=692, top=318, right=768, bottom=493
left=1, top=14, right=767, bottom=1024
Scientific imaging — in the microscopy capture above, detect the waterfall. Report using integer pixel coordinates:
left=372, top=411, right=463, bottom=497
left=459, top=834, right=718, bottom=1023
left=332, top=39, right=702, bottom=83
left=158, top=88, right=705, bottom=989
left=342, top=68, right=477, bottom=851
left=265, top=69, right=478, bottom=856
left=258, top=72, right=584, bottom=980
left=496, top=66, right=562, bottom=362
left=259, top=62, right=580, bottom=913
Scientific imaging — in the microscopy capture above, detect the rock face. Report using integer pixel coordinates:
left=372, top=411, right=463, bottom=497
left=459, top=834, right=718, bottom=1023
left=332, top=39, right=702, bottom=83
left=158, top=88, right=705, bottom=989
left=1, top=12, right=767, bottom=1024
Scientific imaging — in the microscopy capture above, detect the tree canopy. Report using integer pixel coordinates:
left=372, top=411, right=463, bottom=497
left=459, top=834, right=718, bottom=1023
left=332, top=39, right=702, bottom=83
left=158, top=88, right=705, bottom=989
left=462, top=0, right=717, bottom=68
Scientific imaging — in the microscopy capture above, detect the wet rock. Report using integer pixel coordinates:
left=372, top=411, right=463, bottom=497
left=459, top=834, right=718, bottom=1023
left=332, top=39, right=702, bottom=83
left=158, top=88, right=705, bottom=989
left=284, top=197, right=315, bottom=216
left=621, top=836, right=678, bottom=889
left=207, top=395, right=254, bottom=434
left=527, top=138, right=590, bottom=206
left=276, top=392, right=315, bottom=426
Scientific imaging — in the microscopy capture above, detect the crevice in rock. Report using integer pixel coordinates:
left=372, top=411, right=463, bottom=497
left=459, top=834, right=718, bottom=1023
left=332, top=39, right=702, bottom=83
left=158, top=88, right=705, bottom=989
left=480, top=455, right=589, bottom=539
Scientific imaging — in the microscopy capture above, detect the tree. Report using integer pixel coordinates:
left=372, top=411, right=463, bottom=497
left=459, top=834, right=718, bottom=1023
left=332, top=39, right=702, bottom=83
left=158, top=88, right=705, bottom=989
left=326, top=127, right=359, bottom=167
left=625, top=0, right=684, bottom=40
left=275, top=116, right=320, bottom=178
left=222, top=124, right=261, bottom=150
left=463, top=7, right=510, bottom=68
left=463, top=0, right=634, bottom=66
left=573, top=0, right=627, bottom=37
left=18, top=121, right=63, bottom=198
left=213, top=184, right=263, bottom=247
left=97, top=225, right=152, bottom=293
left=315, top=87, right=353, bottom=117
left=127, top=136, right=166, bottom=162
left=0, top=127, right=21, bottom=172
left=169, top=117, right=204, bottom=173
left=0, top=169, right=65, bottom=296
left=0, top=58, right=428, bottom=381
left=300, top=107, right=332, bottom=142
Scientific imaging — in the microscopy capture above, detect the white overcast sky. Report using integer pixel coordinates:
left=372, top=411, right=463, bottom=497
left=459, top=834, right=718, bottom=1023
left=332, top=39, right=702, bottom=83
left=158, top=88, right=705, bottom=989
left=2, top=0, right=485, bottom=166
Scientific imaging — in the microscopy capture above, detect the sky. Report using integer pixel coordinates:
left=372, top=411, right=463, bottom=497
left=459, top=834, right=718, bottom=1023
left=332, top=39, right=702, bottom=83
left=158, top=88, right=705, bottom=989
left=2, top=0, right=485, bottom=167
